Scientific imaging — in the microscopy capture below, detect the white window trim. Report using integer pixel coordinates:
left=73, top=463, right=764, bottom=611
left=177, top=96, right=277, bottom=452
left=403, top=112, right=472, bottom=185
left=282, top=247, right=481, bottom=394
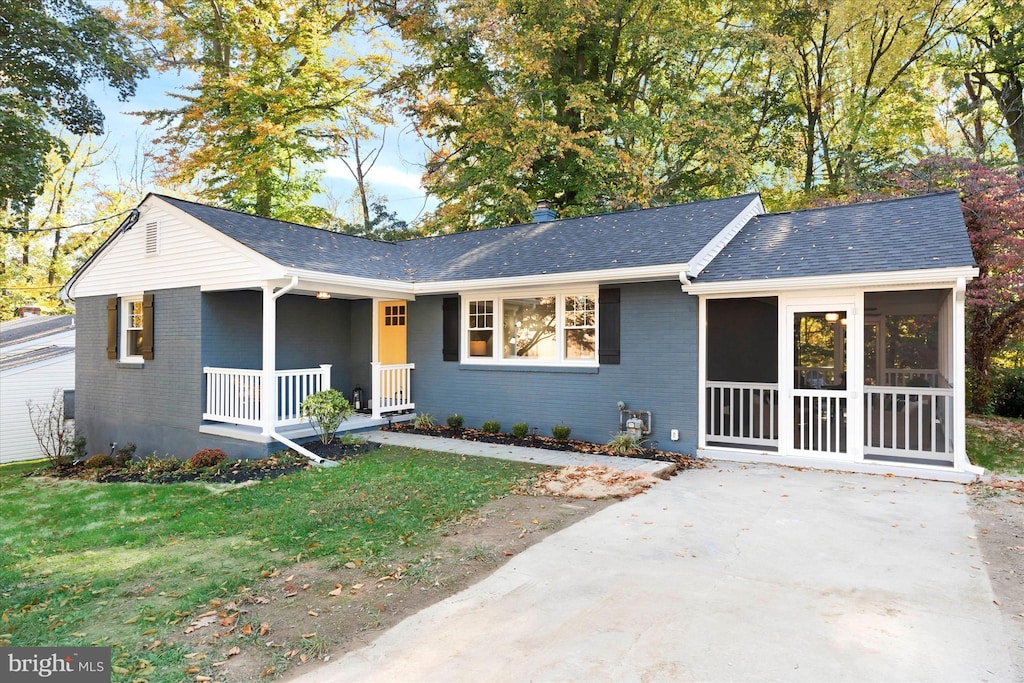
left=120, top=294, right=145, bottom=363
left=461, top=288, right=599, bottom=366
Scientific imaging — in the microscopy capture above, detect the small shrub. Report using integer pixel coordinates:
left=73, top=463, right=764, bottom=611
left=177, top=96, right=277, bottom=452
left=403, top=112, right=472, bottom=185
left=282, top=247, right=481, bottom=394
left=337, top=432, right=367, bottom=447
left=551, top=424, right=571, bottom=440
left=511, top=422, right=529, bottom=438
left=26, top=389, right=74, bottom=468
left=992, top=370, right=1024, bottom=419
left=481, top=420, right=501, bottom=434
left=188, top=448, right=227, bottom=469
left=84, top=454, right=114, bottom=469
left=113, top=442, right=136, bottom=468
left=70, top=434, right=88, bottom=463
left=300, top=389, right=354, bottom=445
left=606, top=431, right=646, bottom=455
left=446, top=413, right=465, bottom=429
left=414, top=413, right=435, bottom=429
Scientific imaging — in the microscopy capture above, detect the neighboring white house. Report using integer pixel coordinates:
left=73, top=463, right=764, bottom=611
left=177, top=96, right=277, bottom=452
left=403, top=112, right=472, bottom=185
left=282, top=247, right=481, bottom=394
left=0, top=313, right=76, bottom=463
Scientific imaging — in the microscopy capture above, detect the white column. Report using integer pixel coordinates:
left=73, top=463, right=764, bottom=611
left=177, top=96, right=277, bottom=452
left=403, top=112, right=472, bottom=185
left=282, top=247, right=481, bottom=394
left=696, top=294, right=707, bottom=450
left=260, top=284, right=276, bottom=436
left=952, top=278, right=968, bottom=470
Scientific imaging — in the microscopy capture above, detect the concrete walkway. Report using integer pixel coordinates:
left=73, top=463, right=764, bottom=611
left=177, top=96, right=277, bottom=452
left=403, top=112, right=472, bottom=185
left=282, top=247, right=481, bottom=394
left=367, top=430, right=677, bottom=478
left=291, top=461, right=1019, bottom=682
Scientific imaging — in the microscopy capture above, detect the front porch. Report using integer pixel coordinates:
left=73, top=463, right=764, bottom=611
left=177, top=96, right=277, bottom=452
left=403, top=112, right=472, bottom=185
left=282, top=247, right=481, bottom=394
left=197, top=278, right=417, bottom=458
left=699, top=286, right=971, bottom=472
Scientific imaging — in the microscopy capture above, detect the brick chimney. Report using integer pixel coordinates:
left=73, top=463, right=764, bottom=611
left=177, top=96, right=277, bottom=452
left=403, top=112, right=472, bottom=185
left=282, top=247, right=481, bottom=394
left=531, top=199, right=558, bottom=223
left=17, top=305, right=42, bottom=317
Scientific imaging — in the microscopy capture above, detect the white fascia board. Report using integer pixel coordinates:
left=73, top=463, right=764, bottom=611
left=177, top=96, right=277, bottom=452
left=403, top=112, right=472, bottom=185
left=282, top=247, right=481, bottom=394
left=685, top=194, right=765, bottom=279
left=411, top=263, right=688, bottom=295
left=682, top=266, right=979, bottom=296
left=283, top=268, right=416, bottom=299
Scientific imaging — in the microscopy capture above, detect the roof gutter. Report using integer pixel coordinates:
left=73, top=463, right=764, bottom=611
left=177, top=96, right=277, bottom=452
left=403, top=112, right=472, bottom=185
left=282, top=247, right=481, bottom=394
left=682, top=266, right=980, bottom=296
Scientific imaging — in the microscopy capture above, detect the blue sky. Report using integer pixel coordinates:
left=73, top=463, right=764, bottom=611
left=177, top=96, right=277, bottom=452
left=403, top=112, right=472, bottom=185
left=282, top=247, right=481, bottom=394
left=86, top=53, right=438, bottom=226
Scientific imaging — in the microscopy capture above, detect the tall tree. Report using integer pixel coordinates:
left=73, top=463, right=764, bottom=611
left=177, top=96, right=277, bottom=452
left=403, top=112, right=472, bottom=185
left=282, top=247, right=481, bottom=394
left=945, top=0, right=1024, bottom=167
left=0, top=135, right=143, bottom=319
left=384, top=0, right=795, bottom=230
left=123, top=0, right=392, bottom=223
left=0, top=0, right=145, bottom=215
left=765, top=0, right=975, bottom=194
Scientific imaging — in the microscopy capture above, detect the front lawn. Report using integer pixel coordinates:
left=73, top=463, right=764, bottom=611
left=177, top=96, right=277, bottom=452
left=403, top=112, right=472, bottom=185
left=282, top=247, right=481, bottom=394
left=0, top=447, right=544, bottom=681
left=967, top=415, right=1024, bottom=475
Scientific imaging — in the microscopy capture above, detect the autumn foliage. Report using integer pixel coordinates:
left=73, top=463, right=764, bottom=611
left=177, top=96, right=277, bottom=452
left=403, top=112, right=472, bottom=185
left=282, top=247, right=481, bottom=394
left=894, top=158, right=1024, bottom=411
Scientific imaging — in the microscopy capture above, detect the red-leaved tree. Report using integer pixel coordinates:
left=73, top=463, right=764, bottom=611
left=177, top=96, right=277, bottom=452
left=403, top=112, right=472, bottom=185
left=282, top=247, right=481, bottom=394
left=894, top=158, right=1024, bottom=411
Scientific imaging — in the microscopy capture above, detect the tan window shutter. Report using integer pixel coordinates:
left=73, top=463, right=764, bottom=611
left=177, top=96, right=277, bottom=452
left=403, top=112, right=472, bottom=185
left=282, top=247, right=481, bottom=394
left=141, top=294, right=154, bottom=360
left=106, top=298, right=118, bottom=359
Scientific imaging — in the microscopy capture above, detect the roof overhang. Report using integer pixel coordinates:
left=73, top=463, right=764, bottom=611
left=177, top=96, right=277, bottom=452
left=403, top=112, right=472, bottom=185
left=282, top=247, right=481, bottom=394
left=681, top=265, right=980, bottom=296
left=411, top=263, right=688, bottom=294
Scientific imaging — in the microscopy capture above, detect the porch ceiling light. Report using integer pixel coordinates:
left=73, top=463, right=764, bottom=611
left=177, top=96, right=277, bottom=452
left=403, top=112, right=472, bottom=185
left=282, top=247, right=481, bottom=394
left=315, top=291, right=331, bottom=300
left=825, top=312, right=840, bottom=323
left=840, top=317, right=848, bottom=326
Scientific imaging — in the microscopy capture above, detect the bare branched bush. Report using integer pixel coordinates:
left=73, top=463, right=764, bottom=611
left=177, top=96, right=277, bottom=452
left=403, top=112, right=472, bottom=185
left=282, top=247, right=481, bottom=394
left=26, top=389, right=74, bottom=468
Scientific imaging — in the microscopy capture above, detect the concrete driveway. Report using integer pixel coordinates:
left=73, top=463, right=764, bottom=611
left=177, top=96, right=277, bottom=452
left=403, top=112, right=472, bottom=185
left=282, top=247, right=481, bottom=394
left=291, top=463, right=1018, bottom=682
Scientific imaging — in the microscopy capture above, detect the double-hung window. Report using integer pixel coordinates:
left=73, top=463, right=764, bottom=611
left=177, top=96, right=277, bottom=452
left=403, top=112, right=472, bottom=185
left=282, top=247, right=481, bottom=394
left=463, top=291, right=597, bottom=364
left=122, top=296, right=145, bottom=362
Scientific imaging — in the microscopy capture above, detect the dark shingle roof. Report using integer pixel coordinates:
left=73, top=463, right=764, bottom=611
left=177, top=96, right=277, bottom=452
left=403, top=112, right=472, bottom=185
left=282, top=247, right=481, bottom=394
left=698, top=192, right=975, bottom=282
left=157, top=196, right=412, bottom=281
left=157, top=193, right=760, bottom=282
left=402, top=194, right=762, bottom=281
left=0, top=314, right=75, bottom=348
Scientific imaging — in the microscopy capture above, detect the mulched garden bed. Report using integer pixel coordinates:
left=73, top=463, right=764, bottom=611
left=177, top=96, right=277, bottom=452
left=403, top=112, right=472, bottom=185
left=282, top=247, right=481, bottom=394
left=384, top=423, right=706, bottom=470
left=37, top=441, right=381, bottom=484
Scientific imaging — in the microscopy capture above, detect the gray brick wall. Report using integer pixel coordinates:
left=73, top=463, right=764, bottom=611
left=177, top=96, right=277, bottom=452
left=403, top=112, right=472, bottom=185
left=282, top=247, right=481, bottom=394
left=407, top=281, right=699, bottom=453
left=76, top=288, right=204, bottom=458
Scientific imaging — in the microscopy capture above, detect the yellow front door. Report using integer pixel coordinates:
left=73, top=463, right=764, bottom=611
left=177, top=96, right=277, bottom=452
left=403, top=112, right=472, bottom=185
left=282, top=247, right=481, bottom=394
left=378, top=301, right=407, bottom=365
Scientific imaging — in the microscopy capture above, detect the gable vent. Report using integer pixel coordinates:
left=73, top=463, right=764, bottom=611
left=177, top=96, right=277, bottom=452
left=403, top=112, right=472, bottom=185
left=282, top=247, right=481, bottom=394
left=144, top=221, right=159, bottom=255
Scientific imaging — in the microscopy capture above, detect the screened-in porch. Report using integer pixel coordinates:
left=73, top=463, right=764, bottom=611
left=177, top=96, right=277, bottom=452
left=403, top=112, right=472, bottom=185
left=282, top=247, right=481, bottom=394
left=702, top=288, right=963, bottom=469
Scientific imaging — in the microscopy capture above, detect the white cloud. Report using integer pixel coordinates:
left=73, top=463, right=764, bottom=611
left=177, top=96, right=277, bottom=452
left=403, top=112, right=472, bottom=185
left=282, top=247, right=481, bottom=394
left=322, top=159, right=424, bottom=193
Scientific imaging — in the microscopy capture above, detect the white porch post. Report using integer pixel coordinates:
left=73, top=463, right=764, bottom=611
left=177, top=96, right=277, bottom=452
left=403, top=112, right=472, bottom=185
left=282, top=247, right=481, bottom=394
left=952, top=277, right=969, bottom=471
left=260, top=277, right=299, bottom=436
left=697, top=295, right=707, bottom=449
left=260, top=285, right=276, bottom=437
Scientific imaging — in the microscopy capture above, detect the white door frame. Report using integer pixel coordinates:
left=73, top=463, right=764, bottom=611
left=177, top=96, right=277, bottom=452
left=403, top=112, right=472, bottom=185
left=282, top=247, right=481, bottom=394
left=779, top=293, right=863, bottom=461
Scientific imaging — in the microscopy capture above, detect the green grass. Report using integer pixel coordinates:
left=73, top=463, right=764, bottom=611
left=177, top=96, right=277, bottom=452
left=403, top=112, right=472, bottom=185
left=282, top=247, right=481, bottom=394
left=967, top=418, right=1024, bottom=475
left=0, top=448, right=543, bottom=682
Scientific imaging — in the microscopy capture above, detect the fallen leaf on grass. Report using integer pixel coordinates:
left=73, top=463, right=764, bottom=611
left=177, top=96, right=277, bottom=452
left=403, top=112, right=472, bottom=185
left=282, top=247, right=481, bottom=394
left=285, top=649, right=299, bottom=659
left=241, top=624, right=253, bottom=635
left=300, top=653, right=308, bottom=663
left=301, top=633, right=317, bottom=639
left=260, top=666, right=276, bottom=678
left=259, top=622, right=271, bottom=636
left=226, top=646, right=240, bottom=657
left=184, top=666, right=200, bottom=675
left=327, top=584, right=345, bottom=597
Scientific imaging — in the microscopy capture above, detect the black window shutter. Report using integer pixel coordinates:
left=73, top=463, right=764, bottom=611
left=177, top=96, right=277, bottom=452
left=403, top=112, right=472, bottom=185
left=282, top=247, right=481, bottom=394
left=106, top=297, right=118, bottom=359
left=442, top=297, right=459, bottom=361
left=599, top=287, right=620, bottom=365
left=141, top=294, right=155, bottom=360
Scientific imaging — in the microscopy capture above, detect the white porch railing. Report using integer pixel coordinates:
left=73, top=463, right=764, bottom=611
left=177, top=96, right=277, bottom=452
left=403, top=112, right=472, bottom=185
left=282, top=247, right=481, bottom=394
left=882, top=368, right=942, bottom=387
left=864, top=385, right=953, bottom=459
left=794, top=390, right=847, bottom=454
left=203, top=365, right=331, bottom=428
left=372, top=362, right=415, bottom=418
left=706, top=381, right=779, bottom=448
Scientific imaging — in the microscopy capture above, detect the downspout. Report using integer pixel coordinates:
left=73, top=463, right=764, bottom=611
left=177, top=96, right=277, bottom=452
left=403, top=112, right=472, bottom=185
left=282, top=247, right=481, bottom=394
left=263, top=277, right=339, bottom=467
